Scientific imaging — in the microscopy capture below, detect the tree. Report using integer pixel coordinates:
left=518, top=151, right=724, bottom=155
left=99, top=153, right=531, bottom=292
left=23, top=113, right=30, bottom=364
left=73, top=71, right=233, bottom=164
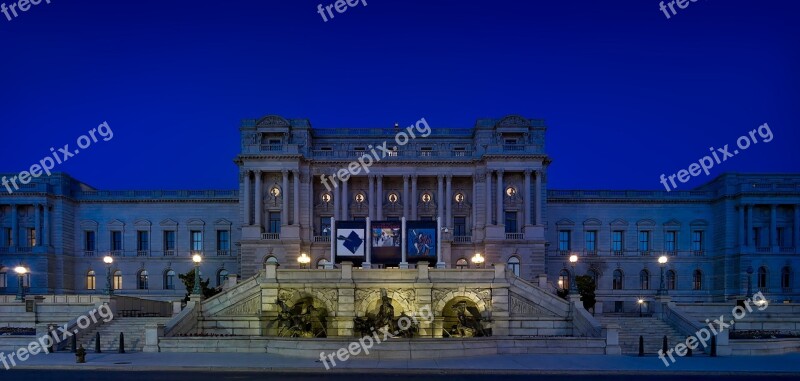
left=178, top=269, right=220, bottom=303
left=575, top=275, right=597, bottom=313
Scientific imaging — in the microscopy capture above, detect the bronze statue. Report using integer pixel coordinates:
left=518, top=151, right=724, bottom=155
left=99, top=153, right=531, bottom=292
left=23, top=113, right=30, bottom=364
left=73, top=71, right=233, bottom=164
left=445, top=301, right=489, bottom=337
left=273, top=297, right=328, bottom=337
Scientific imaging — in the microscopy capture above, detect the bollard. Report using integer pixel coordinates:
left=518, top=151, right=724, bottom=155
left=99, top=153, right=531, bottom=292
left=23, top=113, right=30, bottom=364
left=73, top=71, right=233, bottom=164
left=686, top=336, right=692, bottom=357
left=95, top=332, right=102, bottom=353
left=711, top=336, right=718, bottom=356
left=662, top=335, right=668, bottom=354
left=71, top=335, right=77, bottom=353
left=75, top=345, right=86, bottom=363
left=119, top=332, right=125, bottom=353
left=638, top=336, right=644, bottom=356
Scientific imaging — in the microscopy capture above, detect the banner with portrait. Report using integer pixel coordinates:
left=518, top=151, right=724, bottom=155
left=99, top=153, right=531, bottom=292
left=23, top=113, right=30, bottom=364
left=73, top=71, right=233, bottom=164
left=370, top=221, right=402, bottom=265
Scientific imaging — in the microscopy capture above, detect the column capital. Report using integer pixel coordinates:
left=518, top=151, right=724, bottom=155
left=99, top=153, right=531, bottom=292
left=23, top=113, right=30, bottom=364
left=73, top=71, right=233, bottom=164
left=411, top=174, right=418, bottom=181
left=524, top=169, right=532, bottom=175
left=446, top=174, right=453, bottom=181
left=497, top=169, right=504, bottom=175
left=438, top=174, right=444, bottom=181
left=403, top=175, right=409, bottom=181
left=281, top=169, right=288, bottom=175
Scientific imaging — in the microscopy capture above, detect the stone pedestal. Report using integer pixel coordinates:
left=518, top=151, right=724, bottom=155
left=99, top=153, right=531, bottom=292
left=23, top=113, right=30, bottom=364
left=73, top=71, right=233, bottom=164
left=603, top=324, right=622, bottom=355
left=143, top=323, right=164, bottom=353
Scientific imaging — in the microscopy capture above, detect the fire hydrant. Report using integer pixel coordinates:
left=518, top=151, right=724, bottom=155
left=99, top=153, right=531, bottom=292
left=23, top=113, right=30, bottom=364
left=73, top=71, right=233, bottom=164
left=75, top=345, right=86, bottom=363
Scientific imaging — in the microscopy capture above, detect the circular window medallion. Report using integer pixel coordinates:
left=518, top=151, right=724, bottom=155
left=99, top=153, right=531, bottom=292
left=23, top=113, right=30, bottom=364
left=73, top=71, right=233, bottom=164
left=506, top=187, right=516, bottom=197
left=454, top=193, right=465, bottom=203
left=421, top=193, right=432, bottom=203
left=355, top=193, right=365, bottom=203
left=270, top=187, right=281, bottom=197
left=388, top=193, right=399, bottom=203
left=321, top=193, right=331, bottom=203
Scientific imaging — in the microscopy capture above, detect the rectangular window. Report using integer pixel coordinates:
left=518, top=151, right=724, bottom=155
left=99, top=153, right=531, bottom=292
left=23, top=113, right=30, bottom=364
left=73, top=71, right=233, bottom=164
left=420, top=147, right=433, bottom=157
left=217, top=230, right=230, bottom=252
left=505, top=212, right=518, bottom=233
left=585, top=231, right=597, bottom=252
left=137, top=231, right=149, bottom=251
left=269, top=212, right=281, bottom=234
left=110, top=231, right=122, bottom=251
left=638, top=231, right=650, bottom=252
left=692, top=231, right=703, bottom=252
left=191, top=231, right=203, bottom=251
left=452, top=147, right=466, bottom=157
left=777, top=227, right=786, bottom=247
left=320, top=217, right=331, bottom=235
left=558, top=230, right=571, bottom=251
left=85, top=231, right=96, bottom=252
left=4, top=228, right=11, bottom=247
left=163, top=231, right=176, bottom=251
left=27, top=228, right=36, bottom=247
left=612, top=231, right=623, bottom=253
left=454, top=217, right=467, bottom=237
left=665, top=231, right=676, bottom=253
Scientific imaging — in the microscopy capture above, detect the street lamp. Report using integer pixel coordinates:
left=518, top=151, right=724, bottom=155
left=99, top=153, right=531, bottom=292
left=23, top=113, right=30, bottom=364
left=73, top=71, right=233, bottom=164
left=471, top=253, right=485, bottom=268
left=192, top=253, right=202, bottom=295
left=637, top=298, right=644, bottom=317
left=14, top=266, right=28, bottom=301
left=658, top=255, right=668, bottom=295
left=103, top=255, right=114, bottom=295
left=298, top=252, right=310, bottom=269
left=569, top=254, right=578, bottom=293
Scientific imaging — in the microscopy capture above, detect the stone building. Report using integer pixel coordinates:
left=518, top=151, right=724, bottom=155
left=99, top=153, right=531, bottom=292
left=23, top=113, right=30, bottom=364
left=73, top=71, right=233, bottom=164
left=0, top=115, right=798, bottom=311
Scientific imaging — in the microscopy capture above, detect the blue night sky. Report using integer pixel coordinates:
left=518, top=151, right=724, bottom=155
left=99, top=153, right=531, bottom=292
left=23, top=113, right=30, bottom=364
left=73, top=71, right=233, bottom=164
left=1, top=0, right=798, bottom=191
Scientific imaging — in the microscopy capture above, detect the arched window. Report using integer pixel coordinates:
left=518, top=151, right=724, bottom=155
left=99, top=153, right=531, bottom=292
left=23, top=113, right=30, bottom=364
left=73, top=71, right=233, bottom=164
left=667, top=270, right=676, bottom=290
left=758, top=266, right=768, bottom=289
left=558, top=269, right=570, bottom=290
left=265, top=256, right=279, bottom=266
left=587, top=269, right=598, bottom=288
left=317, top=259, right=329, bottom=269
left=507, top=257, right=520, bottom=277
left=640, top=270, right=650, bottom=290
left=87, top=270, right=96, bottom=290
left=0, top=267, right=8, bottom=288
left=781, top=267, right=791, bottom=289
left=612, top=269, right=623, bottom=290
left=217, top=269, right=229, bottom=287
left=692, top=270, right=702, bottom=290
left=113, top=270, right=123, bottom=290
left=137, top=270, right=149, bottom=290
left=455, top=258, right=468, bottom=270
left=164, top=270, right=175, bottom=290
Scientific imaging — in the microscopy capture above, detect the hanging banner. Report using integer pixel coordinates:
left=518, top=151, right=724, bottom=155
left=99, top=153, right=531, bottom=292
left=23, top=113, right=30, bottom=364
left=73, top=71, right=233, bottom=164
left=406, top=220, right=437, bottom=263
left=370, top=221, right=402, bottom=265
left=335, top=220, right=366, bottom=263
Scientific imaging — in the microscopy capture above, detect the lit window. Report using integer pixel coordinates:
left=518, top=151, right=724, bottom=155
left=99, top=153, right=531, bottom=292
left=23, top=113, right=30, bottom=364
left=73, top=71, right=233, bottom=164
left=455, top=258, right=468, bottom=269
left=86, top=270, right=96, bottom=290
left=113, top=270, right=123, bottom=290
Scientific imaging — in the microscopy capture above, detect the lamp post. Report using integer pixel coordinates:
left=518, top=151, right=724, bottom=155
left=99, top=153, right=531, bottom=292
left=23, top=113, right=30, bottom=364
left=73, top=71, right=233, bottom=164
left=298, top=252, right=310, bottom=269
left=103, top=255, right=114, bottom=296
left=658, top=255, right=668, bottom=295
left=192, top=253, right=202, bottom=295
left=637, top=298, right=644, bottom=317
left=14, top=266, right=27, bottom=301
left=569, top=254, right=578, bottom=294
left=471, top=253, right=484, bottom=268
left=746, top=265, right=754, bottom=296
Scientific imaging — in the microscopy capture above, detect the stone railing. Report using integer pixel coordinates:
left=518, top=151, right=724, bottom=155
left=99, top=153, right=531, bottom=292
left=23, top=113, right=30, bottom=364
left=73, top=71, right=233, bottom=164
left=163, top=301, right=198, bottom=337
left=507, top=276, right=570, bottom=318
left=571, top=300, right=602, bottom=338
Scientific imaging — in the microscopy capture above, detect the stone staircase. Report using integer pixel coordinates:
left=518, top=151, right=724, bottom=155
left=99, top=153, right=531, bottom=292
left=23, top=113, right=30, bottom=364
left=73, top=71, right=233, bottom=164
left=597, top=314, right=700, bottom=355
left=76, top=317, right=171, bottom=352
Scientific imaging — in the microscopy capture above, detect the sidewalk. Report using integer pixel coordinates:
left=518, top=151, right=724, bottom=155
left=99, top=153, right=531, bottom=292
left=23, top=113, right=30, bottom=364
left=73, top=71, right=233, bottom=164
left=8, top=351, right=800, bottom=374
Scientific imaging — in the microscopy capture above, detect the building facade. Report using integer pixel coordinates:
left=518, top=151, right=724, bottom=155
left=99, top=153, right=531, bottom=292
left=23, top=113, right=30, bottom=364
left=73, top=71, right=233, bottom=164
left=1, top=115, right=798, bottom=309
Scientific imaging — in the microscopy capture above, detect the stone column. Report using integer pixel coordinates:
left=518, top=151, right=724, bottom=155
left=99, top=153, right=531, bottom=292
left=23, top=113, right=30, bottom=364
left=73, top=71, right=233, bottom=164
left=341, top=178, right=349, bottom=220
left=472, top=175, right=477, bottom=232
left=10, top=204, right=17, bottom=247
left=445, top=175, right=452, bottom=228
left=243, top=171, right=251, bottom=225
left=771, top=204, right=778, bottom=250
left=496, top=170, right=504, bottom=226
left=376, top=175, right=384, bottom=220
left=795, top=204, right=800, bottom=250
left=368, top=175, right=375, bottom=219
left=43, top=204, right=49, bottom=247
left=534, top=170, right=542, bottom=225
left=402, top=175, right=409, bottom=218
left=437, top=175, right=444, bottom=222
left=34, top=204, right=40, bottom=246
left=333, top=180, right=340, bottom=220
left=281, top=170, right=289, bottom=226
left=738, top=204, right=745, bottom=248
left=523, top=169, right=532, bottom=226
left=411, top=175, right=418, bottom=220
left=254, top=171, right=262, bottom=227
left=485, top=171, right=493, bottom=225
left=293, top=170, right=300, bottom=226
left=747, top=204, right=754, bottom=247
